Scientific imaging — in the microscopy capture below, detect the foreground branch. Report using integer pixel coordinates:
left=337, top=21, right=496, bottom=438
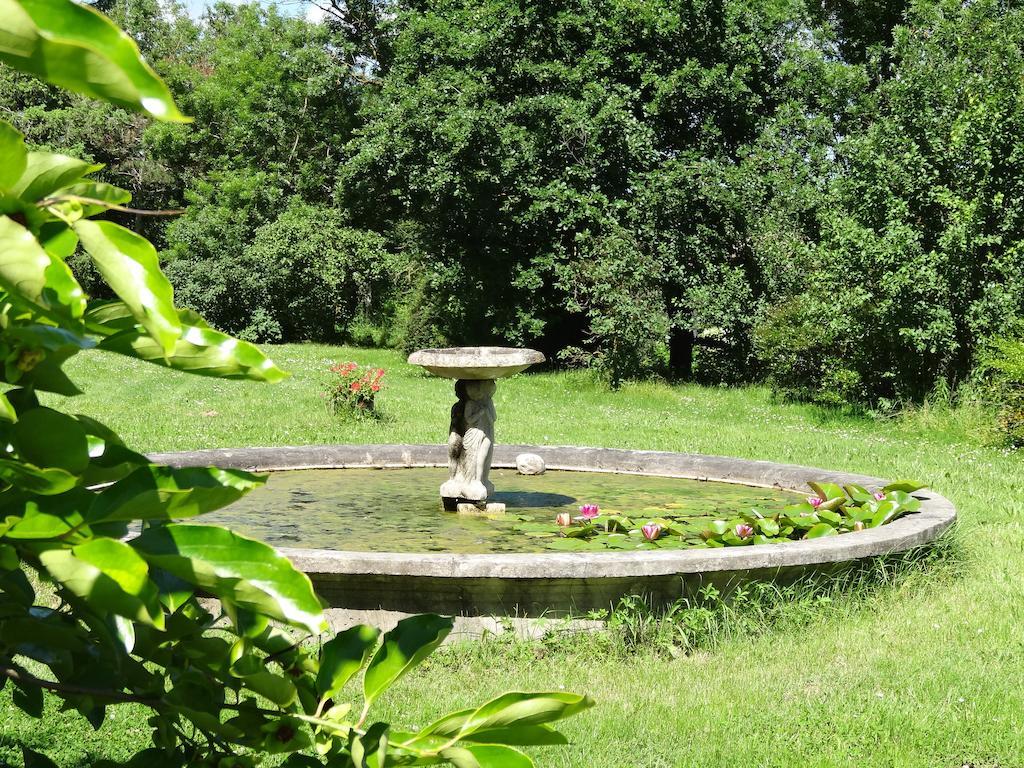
left=0, top=665, right=162, bottom=706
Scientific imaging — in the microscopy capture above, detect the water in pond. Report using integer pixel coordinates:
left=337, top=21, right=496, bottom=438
left=201, top=467, right=802, bottom=554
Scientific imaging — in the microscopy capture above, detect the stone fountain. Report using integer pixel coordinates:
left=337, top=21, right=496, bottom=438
left=407, top=346, right=545, bottom=510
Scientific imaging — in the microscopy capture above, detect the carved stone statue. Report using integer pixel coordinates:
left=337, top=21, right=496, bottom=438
left=406, top=347, right=544, bottom=508
left=440, top=379, right=496, bottom=507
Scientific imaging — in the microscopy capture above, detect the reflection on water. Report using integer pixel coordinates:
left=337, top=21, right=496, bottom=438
left=201, top=467, right=800, bottom=554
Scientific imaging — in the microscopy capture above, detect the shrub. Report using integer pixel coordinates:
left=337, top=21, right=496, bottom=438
left=979, top=335, right=1024, bottom=447
left=557, top=225, right=670, bottom=386
left=753, top=0, right=1024, bottom=406
left=752, top=293, right=870, bottom=407
left=168, top=200, right=394, bottom=343
left=324, top=361, right=385, bottom=417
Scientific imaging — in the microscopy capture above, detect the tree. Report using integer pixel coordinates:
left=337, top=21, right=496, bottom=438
left=340, top=0, right=824, bottom=382
left=0, top=2, right=590, bottom=764
left=754, top=0, right=1024, bottom=405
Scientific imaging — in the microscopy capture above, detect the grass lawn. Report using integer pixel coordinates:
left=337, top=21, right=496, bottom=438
left=3, top=343, right=1024, bottom=767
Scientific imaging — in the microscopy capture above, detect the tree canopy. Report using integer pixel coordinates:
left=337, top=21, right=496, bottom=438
left=6, top=0, right=1023, bottom=402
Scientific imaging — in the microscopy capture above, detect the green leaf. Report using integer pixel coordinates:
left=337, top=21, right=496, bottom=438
left=870, top=500, right=904, bottom=527
left=317, top=624, right=380, bottom=701
left=363, top=614, right=452, bottom=706
left=58, top=180, right=132, bottom=217
left=439, top=745, right=534, bottom=768
left=9, top=151, right=101, bottom=202
left=131, top=523, right=326, bottom=635
left=419, top=692, right=591, bottom=747
left=707, top=519, right=730, bottom=535
left=882, top=480, right=926, bottom=493
left=80, top=431, right=149, bottom=487
left=843, top=484, right=874, bottom=504
left=240, top=670, right=297, bottom=708
left=0, top=0, right=187, bottom=121
left=37, top=221, right=77, bottom=258
left=448, top=692, right=594, bottom=739
left=21, top=748, right=59, bottom=768
left=3, top=324, right=92, bottom=396
left=12, top=681, right=44, bottom=718
left=350, top=721, right=388, bottom=768
left=84, top=299, right=137, bottom=334
left=807, top=481, right=845, bottom=501
left=4, top=488, right=92, bottom=538
left=0, top=120, right=27, bottom=188
left=74, top=219, right=180, bottom=354
left=99, top=322, right=289, bottom=383
left=0, top=215, right=86, bottom=318
left=88, top=464, right=265, bottom=522
left=0, top=542, right=17, bottom=569
left=885, top=490, right=922, bottom=512
left=0, top=458, right=77, bottom=494
left=803, top=523, right=838, bottom=539
left=461, top=724, right=568, bottom=746
left=39, top=539, right=164, bottom=628
left=0, top=391, right=16, bottom=422
left=13, top=407, right=89, bottom=474
left=542, top=536, right=597, bottom=551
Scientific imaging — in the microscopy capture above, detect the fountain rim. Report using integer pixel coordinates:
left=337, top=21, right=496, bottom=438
left=147, top=444, right=957, bottom=581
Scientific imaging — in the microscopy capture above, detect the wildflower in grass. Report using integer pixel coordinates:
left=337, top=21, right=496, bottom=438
left=641, top=523, right=662, bottom=541
left=807, top=496, right=823, bottom=508
left=555, top=512, right=572, bottom=526
left=735, top=523, right=754, bottom=539
left=578, top=504, right=599, bottom=519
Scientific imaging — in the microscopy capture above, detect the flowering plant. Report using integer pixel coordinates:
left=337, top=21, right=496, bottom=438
left=518, top=480, right=927, bottom=552
left=325, top=361, right=385, bottom=416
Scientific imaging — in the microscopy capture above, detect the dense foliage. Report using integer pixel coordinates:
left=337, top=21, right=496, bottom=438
left=0, top=4, right=590, bottom=765
left=519, top=481, right=926, bottom=551
left=755, top=0, right=1024, bottom=406
left=6, top=0, right=1024, bottom=402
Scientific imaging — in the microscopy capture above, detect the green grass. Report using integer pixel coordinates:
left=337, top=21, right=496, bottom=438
left=4, top=343, right=1024, bottom=767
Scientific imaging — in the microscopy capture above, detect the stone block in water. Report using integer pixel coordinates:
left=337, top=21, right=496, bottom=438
left=516, top=453, right=546, bottom=475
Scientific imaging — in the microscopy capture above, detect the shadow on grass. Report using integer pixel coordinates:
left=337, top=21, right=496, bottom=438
left=444, top=526, right=968, bottom=662
left=605, top=526, right=968, bottom=656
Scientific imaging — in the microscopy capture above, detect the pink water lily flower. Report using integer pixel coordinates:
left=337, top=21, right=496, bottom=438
left=641, top=523, right=662, bottom=541
left=578, top=504, right=600, bottom=519
left=807, top=496, right=823, bottom=508
left=555, top=512, right=572, bottom=527
left=735, top=523, right=754, bottom=539
left=873, top=491, right=886, bottom=501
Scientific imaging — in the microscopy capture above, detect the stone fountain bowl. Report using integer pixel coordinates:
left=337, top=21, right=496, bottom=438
left=407, top=346, right=545, bottom=380
left=149, top=444, right=956, bottom=633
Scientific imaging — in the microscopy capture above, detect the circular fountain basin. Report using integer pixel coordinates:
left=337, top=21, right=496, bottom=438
left=407, top=347, right=545, bottom=379
left=150, top=445, right=957, bottom=625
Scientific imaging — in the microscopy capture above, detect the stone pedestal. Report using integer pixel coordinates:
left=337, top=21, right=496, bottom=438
left=407, top=347, right=544, bottom=509
left=440, top=379, right=496, bottom=509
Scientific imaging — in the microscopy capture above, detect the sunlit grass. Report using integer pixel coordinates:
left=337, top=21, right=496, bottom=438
left=3, top=344, right=1023, bottom=766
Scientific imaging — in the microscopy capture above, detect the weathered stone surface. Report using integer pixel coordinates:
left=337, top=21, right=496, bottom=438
left=407, top=346, right=544, bottom=380
left=408, top=347, right=545, bottom=504
left=440, top=379, right=496, bottom=501
left=456, top=502, right=506, bottom=515
left=516, top=452, right=546, bottom=475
